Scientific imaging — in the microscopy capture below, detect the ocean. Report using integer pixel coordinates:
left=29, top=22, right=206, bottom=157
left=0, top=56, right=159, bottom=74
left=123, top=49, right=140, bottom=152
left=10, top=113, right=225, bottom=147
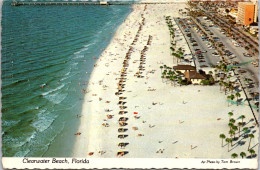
left=1, top=0, right=132, bottom=157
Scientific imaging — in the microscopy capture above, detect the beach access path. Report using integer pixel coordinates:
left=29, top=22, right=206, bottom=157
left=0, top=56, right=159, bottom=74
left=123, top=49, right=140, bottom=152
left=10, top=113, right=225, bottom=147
left=73, top=3, right=258, bottom=158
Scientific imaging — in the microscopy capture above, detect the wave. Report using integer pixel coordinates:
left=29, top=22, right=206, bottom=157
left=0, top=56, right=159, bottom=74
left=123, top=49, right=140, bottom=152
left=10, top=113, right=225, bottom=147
left=43, top=92, right=68, bottom=104
left=1, top=78, right=28, bottom=90
left=14, top=149, right=30, bottom=157
left=30, top=121, right=66, bottom=157
left=71, top=62, right=79, bottom=66
left=84, top=42, right=96, bottom=48
left=74, top=49, right=87, bottom=55
left=3, top=131, right=37, bottom=149
left=73, top=41, right=97, bottom=55
left=60, top=76, right=70, bottom=82
left=60, top=72, right=77, bottom=82
left=64, top=68, right=71, bottom=76
left=32, top=110, right=58, bottom=133
left=105, top=20, right=112, bottom=26
left=42, top=84, right=65, bottom=96
left=73, top=54, right=84, bottom=59
left=2, top=120, right=21, bottom=128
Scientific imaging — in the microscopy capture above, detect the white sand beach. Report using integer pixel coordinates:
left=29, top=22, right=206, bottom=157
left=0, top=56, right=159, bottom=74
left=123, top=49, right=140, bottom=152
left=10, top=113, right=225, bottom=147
left=72, top=3, right=258, bottom=158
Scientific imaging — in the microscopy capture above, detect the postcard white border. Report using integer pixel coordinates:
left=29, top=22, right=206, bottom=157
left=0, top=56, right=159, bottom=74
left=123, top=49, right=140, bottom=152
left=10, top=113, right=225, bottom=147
left=1, top=157, right=258, bottom=169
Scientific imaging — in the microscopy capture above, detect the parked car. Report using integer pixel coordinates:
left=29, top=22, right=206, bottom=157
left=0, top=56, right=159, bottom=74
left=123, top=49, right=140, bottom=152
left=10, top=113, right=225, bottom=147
left=212, top=52, right=219, bottom=57
left=234, top=43, right=240, bottom=47
left=251, top=61, right=259, bottom=67
left=243, top=53, right=252, bottom=57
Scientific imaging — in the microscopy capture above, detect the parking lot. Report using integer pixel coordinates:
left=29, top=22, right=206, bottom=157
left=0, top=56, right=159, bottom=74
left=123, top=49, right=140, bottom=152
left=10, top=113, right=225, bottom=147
left=176, top=18, right=220, bottom=71
left=197, top=16, right=259, bottom=94
left=175, top=15, right=259, bottom=111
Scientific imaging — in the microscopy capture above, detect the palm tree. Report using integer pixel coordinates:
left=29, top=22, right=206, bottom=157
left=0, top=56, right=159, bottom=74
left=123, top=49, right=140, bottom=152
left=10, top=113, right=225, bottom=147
left=229, top=130, right=235, bottom=143
left=231, top=153, right=238, bottom=158
left=228, top=122, right=234, bottom=130
left=229, top=85, right=234, bottom=93
left=243, top=127, right=249, bottom=138
left=228, top=112, right=233, bottom=120
left=219, top=134, right=226, bottom=147
left=249, top=149, right=255, bottom=158
left=227, top=75, right=231, bottom=82
left=162, top=70, right=167, bottom=82
left=240, top=152, right=246, bottom=159
left=230, top=94, right=235, bottom=105
left=226, top=138, right=232, bottom=152
left=160, top=66, right=163, bottom=74
left=235, top=92, right=241, bottom=106
left=232, top=125, right=238, bottom=139
left=240, top=115, right=245, bottom=125
left=227, top=95, right=231, bottom=107
left=219, top=81, right=223, bottom=91
left=173, top=75, right=177, bottom=87
left=238, top=122, right=243, bottom=137
left=224, top=82, right=229, bottom=95
left=248, top=134, right=254, bottom=150
left=230, top=118, right=236, bottom=124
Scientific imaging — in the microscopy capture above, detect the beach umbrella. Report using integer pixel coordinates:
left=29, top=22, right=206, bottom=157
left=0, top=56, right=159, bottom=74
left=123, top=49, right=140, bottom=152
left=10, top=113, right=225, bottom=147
left=119, top=122, right=127, bottom=127
left=119, top=117, right=127, bottom=121
left=119, top=111, right=124, bottom=115
left=117, top=151, right=125, bottom=156
left=118, top=128, right=124, bottom=132
left=134, top=112, right=138, bottom=114
left=132, top=127, right=138, bottom=130
left=118, top=134, right=126, bottom=139
left=119, top=106, right=125, bottom=109
left=118, top=142, right=126, bottom=147
left=107, top=115, right=113, bottom=119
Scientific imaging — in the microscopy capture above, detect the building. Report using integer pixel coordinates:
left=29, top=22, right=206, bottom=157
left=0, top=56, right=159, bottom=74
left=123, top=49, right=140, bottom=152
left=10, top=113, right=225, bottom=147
left=254, top=3, right=258, bottom=23
left=173, top=65, right=208, bottom=84
left=229, top=8, right=238, bottom=19
left=173, top=65, right=196, bottom=74
left=100, top=1, right=108, bottom=5
left=184, top=70, right=206, bottom=84
left=250, top=26, right=259, bottom=34
left=237, top=2, right=256, bottom=25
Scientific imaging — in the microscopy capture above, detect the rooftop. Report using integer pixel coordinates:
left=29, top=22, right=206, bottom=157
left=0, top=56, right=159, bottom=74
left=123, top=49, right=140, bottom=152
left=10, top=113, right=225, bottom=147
left=185, top=71, right=206, bottom=80
left=173, top=65, right=196, bottom=71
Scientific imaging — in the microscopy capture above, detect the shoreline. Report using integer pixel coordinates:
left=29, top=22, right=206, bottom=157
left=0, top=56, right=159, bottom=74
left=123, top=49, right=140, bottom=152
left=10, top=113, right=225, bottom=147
left=72, top=4, right=141, bottom=157
left=72, top=3, right=258, bottom=158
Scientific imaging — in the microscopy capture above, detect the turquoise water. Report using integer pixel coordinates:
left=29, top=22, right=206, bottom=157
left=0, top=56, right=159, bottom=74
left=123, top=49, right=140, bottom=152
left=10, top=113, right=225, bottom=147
left=1, top=1, right=131, bottom=157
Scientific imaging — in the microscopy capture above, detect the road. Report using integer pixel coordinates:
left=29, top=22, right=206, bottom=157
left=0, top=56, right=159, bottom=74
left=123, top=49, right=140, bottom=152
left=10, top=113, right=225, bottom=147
left=197, top=17, right=259, bottom=91
left=197, top=5, right=259, bottom=54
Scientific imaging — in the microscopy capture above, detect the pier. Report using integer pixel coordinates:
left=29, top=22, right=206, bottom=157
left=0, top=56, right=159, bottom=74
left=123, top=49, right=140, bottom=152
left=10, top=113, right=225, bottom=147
left=11, top=1, right=179, bottom=6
